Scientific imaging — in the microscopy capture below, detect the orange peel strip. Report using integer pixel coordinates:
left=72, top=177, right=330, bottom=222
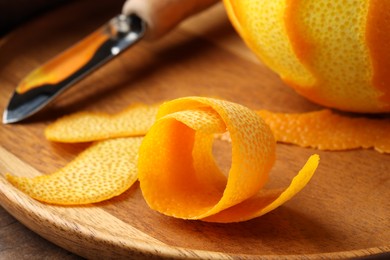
left=6, top=137, right=142, bottom=205
left=138, top=97, right=319, bottom=222
left=256, top=109, right=390, bottom=153
left=45, top=104, right=159, bottom=143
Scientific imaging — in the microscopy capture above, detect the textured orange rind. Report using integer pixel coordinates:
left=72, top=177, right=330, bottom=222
left=6, top=137, right=142, bottom=205
left=218, top=109, right=390, bottom=153
left=44, top=100, right=390, bottom=154
left=223, top=0, right=390, bottom=113
left=258, top=109, right=390, bottom=153
left=138, top=97, right=319, bottom=222
left=6, top=97, right=319, bottom=222
left=45, top=104, right=159, bottom=143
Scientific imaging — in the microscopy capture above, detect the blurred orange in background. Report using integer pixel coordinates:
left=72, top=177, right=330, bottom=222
left=223, top=0, right=390, bottom=113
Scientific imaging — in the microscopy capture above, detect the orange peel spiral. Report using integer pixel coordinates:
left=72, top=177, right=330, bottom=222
left=138, top=97, right=319, bottom=222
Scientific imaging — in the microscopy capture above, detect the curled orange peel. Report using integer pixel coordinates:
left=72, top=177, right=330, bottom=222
left=137, top=97, right=319, bottom=222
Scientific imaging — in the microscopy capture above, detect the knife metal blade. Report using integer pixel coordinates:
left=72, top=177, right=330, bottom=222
left=3, top=14, right=145, bottom=124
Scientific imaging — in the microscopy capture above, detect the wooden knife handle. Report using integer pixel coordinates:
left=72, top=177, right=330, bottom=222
left=122, top=0, right=220, bottom=40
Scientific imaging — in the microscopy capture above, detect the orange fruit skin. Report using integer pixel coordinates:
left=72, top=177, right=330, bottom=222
left=366, top=0, right=390, bottom=109
left=224, top=0, right=390, bottom=113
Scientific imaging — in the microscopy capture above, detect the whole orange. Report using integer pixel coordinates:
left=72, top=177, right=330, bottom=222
left=223, top=0, right=390, bottom=113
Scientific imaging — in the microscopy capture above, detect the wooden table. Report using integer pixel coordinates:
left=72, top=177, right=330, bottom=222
left=0, top=206, right=82, bottom=259
left=1, top=0, right=389, bottom=259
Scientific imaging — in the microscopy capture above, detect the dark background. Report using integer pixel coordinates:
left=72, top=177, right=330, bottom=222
left=0, top=0, right=71, bottom=37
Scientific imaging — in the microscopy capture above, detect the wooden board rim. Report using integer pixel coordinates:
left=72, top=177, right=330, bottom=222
left=1, top=146, right=389, bottom=259
left=0, top=1, right=389, bottom=258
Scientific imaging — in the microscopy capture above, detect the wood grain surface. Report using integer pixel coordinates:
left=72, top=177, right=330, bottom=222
left=0, top=0, right=389, bottom=259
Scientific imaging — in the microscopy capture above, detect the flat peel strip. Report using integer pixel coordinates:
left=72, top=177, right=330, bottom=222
left=6, top=137, right=142, bottom=205
left=257, top=109, right=390, bottom=153
left=45, top=104, right=159, bottom=143
left=137, top=97, right=319, bottom=222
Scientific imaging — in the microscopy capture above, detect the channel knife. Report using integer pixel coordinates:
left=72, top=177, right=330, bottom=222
left=3, top=14, right=145, bottom=124
left=3, top=0, right=218, bottom=124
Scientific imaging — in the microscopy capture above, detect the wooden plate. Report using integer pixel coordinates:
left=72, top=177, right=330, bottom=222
left=0, top=1, right=389, bottom=258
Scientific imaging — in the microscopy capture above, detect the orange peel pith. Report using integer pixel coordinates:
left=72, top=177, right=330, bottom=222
left=138, top=97, right=319, bottom=222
